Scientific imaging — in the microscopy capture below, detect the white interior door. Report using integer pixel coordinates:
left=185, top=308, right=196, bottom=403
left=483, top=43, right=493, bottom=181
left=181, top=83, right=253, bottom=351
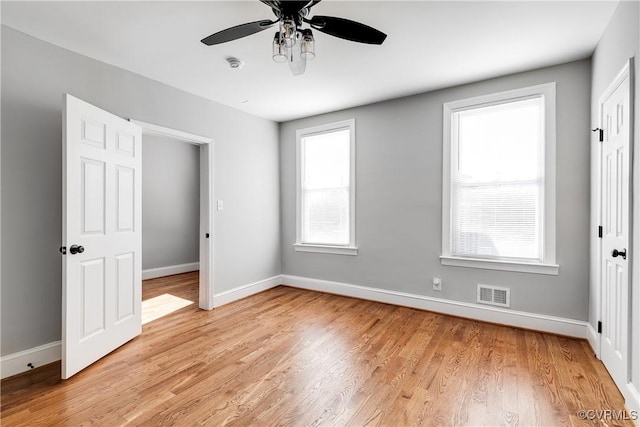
left=62, top=94, right=142, bottom=379
left=599, top=63, right=632, bottom=392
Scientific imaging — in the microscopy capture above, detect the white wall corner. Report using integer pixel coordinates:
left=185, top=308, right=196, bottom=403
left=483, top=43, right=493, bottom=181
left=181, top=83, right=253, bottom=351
left=212, top=275, right=282, bottom=308
left=586, top=322, right=601, bottom=358
left=142, top=262, right=199, bottom=280
left=280, top=275, right=588, bottom=338
left=1, top=341, right=61, bottom=379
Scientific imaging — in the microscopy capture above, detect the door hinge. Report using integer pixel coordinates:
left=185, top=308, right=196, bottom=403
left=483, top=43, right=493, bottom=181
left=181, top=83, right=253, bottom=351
left=206, top=233, right=210, bottom=238
left=597, top=321, right=602, bottom=334
left=59, top=246, right=67, bottom=255
left=598, top=226, right=603, bottom=238
left=592, top=128, right=604, bottom=142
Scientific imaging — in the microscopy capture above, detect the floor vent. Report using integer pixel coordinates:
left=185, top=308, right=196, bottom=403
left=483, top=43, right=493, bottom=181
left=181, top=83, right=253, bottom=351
left=477, top=284, right=510, bottom=308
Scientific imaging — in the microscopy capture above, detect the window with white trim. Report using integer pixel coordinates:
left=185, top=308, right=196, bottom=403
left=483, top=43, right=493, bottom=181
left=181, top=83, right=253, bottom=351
left=295, top=119, right=357, bottom=255
left=441, top=83, right=558, bottom=275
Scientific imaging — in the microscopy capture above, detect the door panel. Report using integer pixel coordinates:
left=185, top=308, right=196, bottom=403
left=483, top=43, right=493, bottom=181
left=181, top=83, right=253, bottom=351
left=81, top=158, right=106, bottom=235
left=63, top=94, right=142, bottom=379
left=116, top=252, right=135, bottom=322
left=81, top=117, right=107, bottom=148
left=116, top=131, right=136, bottom=156
left=80, top=258, right=106, bottom=338
left=116, top=166, right=135, bottom=231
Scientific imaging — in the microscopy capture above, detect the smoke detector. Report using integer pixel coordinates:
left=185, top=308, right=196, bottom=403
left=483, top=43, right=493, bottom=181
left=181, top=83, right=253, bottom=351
left=226, top=57, right=244, bottom=69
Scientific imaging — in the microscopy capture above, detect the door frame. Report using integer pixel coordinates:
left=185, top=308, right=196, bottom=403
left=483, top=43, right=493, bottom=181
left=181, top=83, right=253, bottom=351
left=130, top=119, right=215, bottom=310
left=594, top=58, right=634, bottom=362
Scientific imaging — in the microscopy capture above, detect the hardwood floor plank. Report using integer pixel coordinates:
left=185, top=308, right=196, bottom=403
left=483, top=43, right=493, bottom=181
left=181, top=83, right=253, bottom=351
left=1, top=272, right=632, bottom=426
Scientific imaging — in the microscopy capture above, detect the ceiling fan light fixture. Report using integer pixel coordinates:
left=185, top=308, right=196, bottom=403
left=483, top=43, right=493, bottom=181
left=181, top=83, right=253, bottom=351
left=272, top=32, right=288, bottom=63
left=300, top=29, right=315, bottom=60
left=201, top=1, right=387, bottom=75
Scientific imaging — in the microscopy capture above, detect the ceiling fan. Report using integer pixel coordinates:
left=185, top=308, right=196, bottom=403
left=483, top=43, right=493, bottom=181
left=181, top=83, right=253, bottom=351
left=201, top=0, right=387, bottom=75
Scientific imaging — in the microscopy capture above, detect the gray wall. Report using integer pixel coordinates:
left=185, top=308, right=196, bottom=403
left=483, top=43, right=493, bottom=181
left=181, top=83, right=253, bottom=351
left=589, top=0, right=640, bottom=397
left=280, top=59, right=591, bottom=321
left=142, top=134, right=199, bottom=271
left=1, top=26, right=281, bottom=356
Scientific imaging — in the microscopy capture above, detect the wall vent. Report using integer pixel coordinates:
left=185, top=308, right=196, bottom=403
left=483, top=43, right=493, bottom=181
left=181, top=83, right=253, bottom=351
left=477, top=284, right=510, bottom=308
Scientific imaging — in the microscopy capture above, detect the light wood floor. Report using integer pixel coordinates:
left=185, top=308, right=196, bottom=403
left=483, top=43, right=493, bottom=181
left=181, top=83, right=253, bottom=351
left=1, top=272, right=632, bottom=426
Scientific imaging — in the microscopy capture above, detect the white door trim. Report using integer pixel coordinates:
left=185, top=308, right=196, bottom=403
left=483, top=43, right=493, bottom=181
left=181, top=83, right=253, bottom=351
left=130, top=120, right=212, bottom=145
left=129, top=119, right=215, bottom=310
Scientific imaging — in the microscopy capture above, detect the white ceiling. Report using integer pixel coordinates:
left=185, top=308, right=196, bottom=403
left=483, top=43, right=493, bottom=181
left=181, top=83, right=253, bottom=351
left=2, top=1, right=618, bottom=122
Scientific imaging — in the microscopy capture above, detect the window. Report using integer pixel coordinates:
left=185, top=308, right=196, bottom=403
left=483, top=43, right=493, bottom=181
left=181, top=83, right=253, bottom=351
left=295, top=119, right=357, bottom=255
left=441, top=83, right=558, bottom=275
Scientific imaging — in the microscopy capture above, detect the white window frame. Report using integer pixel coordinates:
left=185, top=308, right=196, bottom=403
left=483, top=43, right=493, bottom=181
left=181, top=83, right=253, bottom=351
left=441, top=83, right=559, bottom=275
left=295, top=119, right=357, bottom=256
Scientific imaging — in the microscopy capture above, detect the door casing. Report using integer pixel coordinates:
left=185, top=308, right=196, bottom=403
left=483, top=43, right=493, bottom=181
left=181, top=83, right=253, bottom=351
left=130, top=120, right=215, bottom=310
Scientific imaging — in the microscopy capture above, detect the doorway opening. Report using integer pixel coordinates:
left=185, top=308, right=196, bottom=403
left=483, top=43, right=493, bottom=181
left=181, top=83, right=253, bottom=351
left=140, top=132, right=199, bottom=323
left=130, top=120, right=213, bottom=318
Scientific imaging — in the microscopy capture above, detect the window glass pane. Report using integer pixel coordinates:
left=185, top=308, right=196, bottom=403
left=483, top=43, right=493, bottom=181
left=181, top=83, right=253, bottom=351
left=457, top=98, right=543, bottom=182
left=452, top=97, right=544, bottom=260
left=302, top=129, right=350, bottom=190
left=302, top=188, right=349, bottom=244
left=301, top=128, right=350, bottom=245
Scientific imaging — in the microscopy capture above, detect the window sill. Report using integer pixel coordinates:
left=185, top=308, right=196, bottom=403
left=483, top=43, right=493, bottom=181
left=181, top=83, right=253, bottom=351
left=294, top=244, right=358, bottom=256
left=440, top=256, right=559, bottom=275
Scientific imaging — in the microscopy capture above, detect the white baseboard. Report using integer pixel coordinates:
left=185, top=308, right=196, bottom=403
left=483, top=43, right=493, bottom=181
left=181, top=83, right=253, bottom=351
left=213, top=275, right=282, bottom=308
left=142, top=262, right=199, bottom=280
left=586, top=321, right=600, bottom=357
left=281, top=274, right=588, bottom=338
left=625, top=382, right=640, bottom=424
left=1, top=341, right=61, bottom=379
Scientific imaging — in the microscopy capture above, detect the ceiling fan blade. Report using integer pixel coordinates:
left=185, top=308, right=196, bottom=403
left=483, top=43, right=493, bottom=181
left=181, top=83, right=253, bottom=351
left=288, top=42, right=307, bottom=76
left=307, top=15, right=387, bottom=45
left=201, top=19, right=276, bottom=46
left=259, top=0, right=280, bottom=7
left=259, top=0, right=281, bottom=14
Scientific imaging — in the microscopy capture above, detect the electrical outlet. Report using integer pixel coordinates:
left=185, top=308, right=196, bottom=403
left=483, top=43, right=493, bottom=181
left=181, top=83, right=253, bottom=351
left=217, top=200, right=224, bottom=211
left=433, top=277, right=442, bottom=291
